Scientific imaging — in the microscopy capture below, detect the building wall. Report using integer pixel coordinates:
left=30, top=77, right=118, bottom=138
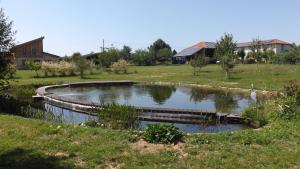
left=238, top=44, right=291, bottom=59
left=11, top=39, right=44, bottom=69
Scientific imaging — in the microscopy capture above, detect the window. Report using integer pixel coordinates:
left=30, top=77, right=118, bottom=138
left=32, top=48, right=37, bottom=56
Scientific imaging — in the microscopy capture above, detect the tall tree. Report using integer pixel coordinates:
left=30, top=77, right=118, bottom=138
left=157, top=48, right=172, bottom=64
left=215, top=33, right=237, bottom=80
left=72, top=52, right=89, bottom=78
left=148, top=39, right=171, bottom=62
left=0, top=8, right=16, bottom=91
left=120, top=45, right=132, bottom=61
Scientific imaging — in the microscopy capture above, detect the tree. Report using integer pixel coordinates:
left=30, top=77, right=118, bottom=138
left=98, top=48, right=120, bottom=68
left=0, top=8, right=16, bottom=91
left=172, top=50, right=177, bottom=56
left=148, top=39, right=171, bottom=63
left=132, top=49, right=155, bottom=66
left=72, top=52, right=89, bottom=78
left=215, top=33, right=237, bottom=80
left=25, top=60, right=41, bottom=77
left=119, top=45, right=132, bottom=61
left=157, top=48, right=172, bottom=64
left=0, top=8, right=16, bottom=52
left=190, top=56, right=208, bottom=76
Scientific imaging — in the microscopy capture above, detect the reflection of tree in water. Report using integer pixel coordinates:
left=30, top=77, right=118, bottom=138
left=189, top=87, right=210, bottom=103
left=98, top=86, right=132, bottom=104
left=214, top=91, right=238, bottom=113
left=146, top=85, right=176, bottom=105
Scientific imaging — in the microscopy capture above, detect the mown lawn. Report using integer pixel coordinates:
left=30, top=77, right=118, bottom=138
left=0, top=114, right=299, bottom=169
left=11, top=64, right=300, bottom=90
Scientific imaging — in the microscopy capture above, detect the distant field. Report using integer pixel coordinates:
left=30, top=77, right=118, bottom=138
left=11, top=64, right=300, bottom=90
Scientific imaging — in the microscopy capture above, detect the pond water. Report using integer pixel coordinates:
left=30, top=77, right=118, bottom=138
left=48, top=84, right=260, bottom=114
left=44, top=84, right=261, bottom=133
left=45, top=103, right=247, bottom=133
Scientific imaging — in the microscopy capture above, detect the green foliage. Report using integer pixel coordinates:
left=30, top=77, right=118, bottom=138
left=25, top=60, right=41, bottom=77
left=284, top=79, right=299, bottom=97
left=98, top=48, right=120, bottom=68
left=96, top=103, right=139, bottom=129
left=274, top=96, right=298, bottom=120
left=111, top=59, right=129, bottom=74
left=215, top=33, right=237, bottom=80
left=296, top=91, right=300, bottom=105
left=0, top=52, right=14, bottom=91
left=72, top=52, right=90, bottom=78
left=190, top=56, right=208, bottom=76
left=0, top=8, right=16, bottom=51
left=157, top=48, right=172, bottom=64
left=143, top=124, right=183, bottom=144
left=243, top=105, right=269, bottom=128
left=119, top=45, right=132, bottom=61
left=148, top=38, right=171, bottom=62
left=132, top=49, right=155, bottom=66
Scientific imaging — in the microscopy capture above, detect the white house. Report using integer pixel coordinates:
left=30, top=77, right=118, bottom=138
left=236, top=39, right=292, bottom=57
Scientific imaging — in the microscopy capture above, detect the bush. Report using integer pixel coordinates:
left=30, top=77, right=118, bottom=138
left=25, top=60, right=41, bottom=77
left=242, top=105, right=269, bottom=128
left=284, top=79, right=299, bottom=97
left=111, top=59, right=129, bottom=74
left=274, top=96, right=298, bottom=120
left=296, top=91, right=300, bottom=105
left=96, top=103, right=139, bottom=129
left=143, top=124, right=183, bottom=144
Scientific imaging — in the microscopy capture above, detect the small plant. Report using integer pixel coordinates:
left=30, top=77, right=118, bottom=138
left=190, top=56, right=208, bottom=76
left=143, top=124, right=183, bottom=144
left=111, top=59, right=129, bottom=74
left=296, top=91, right=300, bottom=105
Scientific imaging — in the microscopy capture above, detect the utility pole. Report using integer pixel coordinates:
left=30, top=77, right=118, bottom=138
left=101, top=39, right=105, bottom=52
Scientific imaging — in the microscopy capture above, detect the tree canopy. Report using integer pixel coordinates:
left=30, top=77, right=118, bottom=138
left=215, top=33, right=237, bottom=80
left=0, top=8, right=16, bottom=91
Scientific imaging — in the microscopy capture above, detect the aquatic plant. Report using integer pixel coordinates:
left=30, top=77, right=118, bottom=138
left=95, top=103, right=139, bottom=130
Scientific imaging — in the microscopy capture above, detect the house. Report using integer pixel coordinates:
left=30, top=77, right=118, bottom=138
left=174, top=39, right=292, bottom=63
left=173, top=41, right=216, bottom=63
left=236, top=39, right=292, bottom=59
left=10, top=37, right=60, bottom=69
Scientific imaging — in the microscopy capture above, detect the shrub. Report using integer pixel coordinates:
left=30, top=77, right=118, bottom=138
left=242, top=105, right=269, bottom=128
left=143, top=124, right=182, bottom=144
left=274, top=96, right=298, bottom=120
left=111, top=59, right=129, bottom=74
left=284, top=79, right=299, bottom=97
left=96, top=103, right=139, bottom=129
left=5, top=63, right=16, bottom=78
left=25, top=60, right=42, bottom=77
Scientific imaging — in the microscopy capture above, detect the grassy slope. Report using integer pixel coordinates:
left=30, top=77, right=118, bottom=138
left=0, top=114, right=299, bottom=169
left=11, top=64, right=300, bottom=90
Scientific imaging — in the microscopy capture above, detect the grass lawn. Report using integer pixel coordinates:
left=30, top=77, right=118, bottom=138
left=0, top=114, right=299, bottom=169
left=11, top=64, right=300, bottom=90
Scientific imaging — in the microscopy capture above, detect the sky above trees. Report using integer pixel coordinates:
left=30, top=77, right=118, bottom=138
left=1, top=0, right=300, bottom=56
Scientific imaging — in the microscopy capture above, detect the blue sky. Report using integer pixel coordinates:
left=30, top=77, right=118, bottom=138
left=1, top=0, right=300, bottom=56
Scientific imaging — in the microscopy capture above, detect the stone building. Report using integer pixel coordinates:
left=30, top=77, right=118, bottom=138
left=10, top=37, right=60, bottom=69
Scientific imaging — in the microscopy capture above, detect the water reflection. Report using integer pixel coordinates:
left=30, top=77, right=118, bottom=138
left=48, top=84, right=263, bottom=114
left=144, top=85, right=176, bottom=105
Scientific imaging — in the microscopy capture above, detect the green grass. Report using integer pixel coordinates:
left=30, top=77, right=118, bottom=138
left=0, top=114, right=299, bottom=169
left=11, top=64, right=300, bottom=90
left=2, top=64, right=300, bottom=168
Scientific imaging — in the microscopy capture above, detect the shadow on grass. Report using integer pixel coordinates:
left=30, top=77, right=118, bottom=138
left=0, top=148, right=74, bottom=169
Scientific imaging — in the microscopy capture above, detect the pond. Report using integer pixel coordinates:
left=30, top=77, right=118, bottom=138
left=43, top=83, right=262, bottom=133
left=47, top=84, right=259, bottom=114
